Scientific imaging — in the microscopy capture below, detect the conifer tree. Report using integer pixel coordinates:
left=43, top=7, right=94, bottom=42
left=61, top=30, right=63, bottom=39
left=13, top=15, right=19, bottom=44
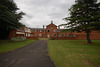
left=63, top=0, right=100, bottom=43
left=0, top=0, right=25, bottom=39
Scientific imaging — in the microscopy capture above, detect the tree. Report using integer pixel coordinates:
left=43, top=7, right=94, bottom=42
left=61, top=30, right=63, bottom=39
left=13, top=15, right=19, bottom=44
left=0, top=0, right=25, bottom=39
left=62, top=0, right=100, bottom=43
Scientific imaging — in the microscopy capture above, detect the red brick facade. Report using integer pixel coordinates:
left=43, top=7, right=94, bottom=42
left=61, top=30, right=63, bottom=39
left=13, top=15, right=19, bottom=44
left=9, top=21, right=100, bottom=40
left=30, top=21, right=100, bottom=40
left=8, top=30, right=25, bottom=38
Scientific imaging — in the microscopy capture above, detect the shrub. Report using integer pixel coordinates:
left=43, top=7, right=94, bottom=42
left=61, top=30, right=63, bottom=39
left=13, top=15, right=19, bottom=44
left=11, top=37, right=26, bottom=41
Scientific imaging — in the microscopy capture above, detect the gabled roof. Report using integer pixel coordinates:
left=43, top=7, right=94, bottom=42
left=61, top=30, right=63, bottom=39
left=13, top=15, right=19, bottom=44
left=46, top=20, right=57, bottom=27
left=30, top=28, right=46, bottom=30
left=46, top=23, right=57, bottom=27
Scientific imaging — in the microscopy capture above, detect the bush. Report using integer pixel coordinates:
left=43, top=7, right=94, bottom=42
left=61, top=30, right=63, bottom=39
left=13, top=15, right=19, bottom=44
left=11, top=37, right=26, bottom=41
left=52, top=38, right=56, bottom=40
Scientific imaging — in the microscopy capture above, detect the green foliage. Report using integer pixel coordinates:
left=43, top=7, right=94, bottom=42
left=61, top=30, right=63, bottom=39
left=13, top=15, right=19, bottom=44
left=63, top=0, right=100, bottom=31
left=0, top=0, right=25, bottom=39
left=62, top=0, right=100, bottom=43
left=11, top=37, right=26, bottom=41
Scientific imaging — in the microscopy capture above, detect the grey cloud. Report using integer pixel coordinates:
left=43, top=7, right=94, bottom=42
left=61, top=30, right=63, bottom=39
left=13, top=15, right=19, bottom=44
left=14, top=0, right=75, bottom=28
left=26, top=14, right=33, bottom=18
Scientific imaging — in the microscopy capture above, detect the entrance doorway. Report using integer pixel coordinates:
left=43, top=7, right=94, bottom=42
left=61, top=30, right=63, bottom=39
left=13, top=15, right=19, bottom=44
left=48, top=34, right=50, bottom=38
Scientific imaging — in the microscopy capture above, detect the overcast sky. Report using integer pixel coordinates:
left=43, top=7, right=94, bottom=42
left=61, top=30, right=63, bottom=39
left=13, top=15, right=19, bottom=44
left=14, top=0, right=75, bottom=28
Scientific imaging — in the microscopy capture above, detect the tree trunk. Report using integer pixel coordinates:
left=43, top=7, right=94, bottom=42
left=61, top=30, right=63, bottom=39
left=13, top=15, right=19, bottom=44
left=86, top=31, right=92, bottom=44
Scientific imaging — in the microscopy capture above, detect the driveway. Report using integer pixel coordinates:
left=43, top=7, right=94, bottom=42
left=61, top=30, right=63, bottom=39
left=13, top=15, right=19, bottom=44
left=0, top=40, right=56, bottom=67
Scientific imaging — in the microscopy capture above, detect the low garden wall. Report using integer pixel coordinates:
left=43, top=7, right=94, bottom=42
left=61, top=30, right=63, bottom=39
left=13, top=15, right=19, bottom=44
left=26, top=37, right=39, bottom=40
left=50, top=37, right=77, bottom=40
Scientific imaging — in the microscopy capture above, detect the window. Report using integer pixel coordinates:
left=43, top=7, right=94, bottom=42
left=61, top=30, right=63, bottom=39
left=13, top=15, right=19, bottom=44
left=74, top=34, right=76, bottom=37
left=69, top=34, right=71, bottom=37
left=58, top=34, right=60, bottom=37
left=69, top=34, right=73, bottom=37
left=43, top=30, right=46, bottom=32
left=62, top=34, right=64, bottom=37
left=57, top=30, right=60, bottom=32
left=35, top=34, right=37, bottom=37
left=28, top=34, right=30, bottom=37
left=35, top=30, right=37, bottom=32
left=72, top=34, right=73, bottom=37
left=54, top=34, right=56, bottom=37
left=48, top=30, right=50, bottom=32
left=39, top=30, right=41, bottom=32
left=31, top=30, right=34, bottom=32
left=25, top=33, right=27, bottom=37
left=43, top=34, right=45, bottom=36
left=39, top=33, right=41, bottom=36
left=66, top=34, right=68, bottom=37
left=54, top=30, right=56, bottom=32
left=51, top=27, right=53, bottom=29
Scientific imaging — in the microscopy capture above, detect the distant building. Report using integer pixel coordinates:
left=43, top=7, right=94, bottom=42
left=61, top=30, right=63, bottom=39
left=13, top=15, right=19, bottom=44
left=8, top=21, right=100, bottom=40
left=8, top=27, right=31, bottom=38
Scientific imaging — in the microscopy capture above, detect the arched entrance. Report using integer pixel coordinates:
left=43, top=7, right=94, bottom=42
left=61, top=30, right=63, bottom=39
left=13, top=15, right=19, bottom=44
left=48, top=34, right=50, bottom=38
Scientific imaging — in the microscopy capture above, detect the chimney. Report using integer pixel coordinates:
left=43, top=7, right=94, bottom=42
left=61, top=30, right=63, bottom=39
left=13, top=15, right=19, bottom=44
left=58, top=26, right=60, bottom=29
left=43, top=25, right=44, bottom=29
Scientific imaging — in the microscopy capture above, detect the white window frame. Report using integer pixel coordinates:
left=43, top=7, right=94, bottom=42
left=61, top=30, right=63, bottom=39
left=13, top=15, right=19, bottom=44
left=39, top=30, right=41, bottom=32
left=54, top=30, right=56, bottom=32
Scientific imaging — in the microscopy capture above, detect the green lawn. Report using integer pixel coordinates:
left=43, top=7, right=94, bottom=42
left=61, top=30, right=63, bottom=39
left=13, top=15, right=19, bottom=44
left=48, top=40, right=100, bottom=67
left=0, top=39, right=36, bottom=54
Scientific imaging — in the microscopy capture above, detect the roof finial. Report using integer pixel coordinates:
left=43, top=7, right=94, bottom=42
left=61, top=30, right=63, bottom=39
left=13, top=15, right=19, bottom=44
left=51, top=20, right=53, bottom=24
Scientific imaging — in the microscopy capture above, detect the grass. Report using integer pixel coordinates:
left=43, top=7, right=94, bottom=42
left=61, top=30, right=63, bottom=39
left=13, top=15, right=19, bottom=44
left=48, top=40, right=100, bottom=67
left=0, top=39, right=36, bottom=54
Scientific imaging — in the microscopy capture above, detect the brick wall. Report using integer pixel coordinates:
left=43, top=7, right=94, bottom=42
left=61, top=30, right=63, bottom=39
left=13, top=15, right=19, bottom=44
left=8, top=30, right=16, bottom=39
left=50, top=31, right=100, bottom=40
left=8, top=30, right=25, bottom=39
left=8, top=23, right=100, bottom=40
left=46, top=23, right=57, bottom=37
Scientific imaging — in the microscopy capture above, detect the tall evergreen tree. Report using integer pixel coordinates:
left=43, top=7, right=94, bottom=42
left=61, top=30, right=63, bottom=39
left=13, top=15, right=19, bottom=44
left=63, top=0, right=100, bottom=43
left=0, top=0, right=25, bottom=39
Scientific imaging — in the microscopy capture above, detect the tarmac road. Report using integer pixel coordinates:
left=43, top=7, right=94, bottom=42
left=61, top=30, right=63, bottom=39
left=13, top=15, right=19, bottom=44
left=0, top=40, right=56, bottom=67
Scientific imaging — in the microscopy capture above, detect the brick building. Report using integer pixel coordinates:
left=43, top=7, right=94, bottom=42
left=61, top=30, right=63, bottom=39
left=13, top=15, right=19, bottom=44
left=9, top=21, right=100, bottom=40
left=31, top=21, right=58, bottom=38
left=8, top=27, right=31, bottom=39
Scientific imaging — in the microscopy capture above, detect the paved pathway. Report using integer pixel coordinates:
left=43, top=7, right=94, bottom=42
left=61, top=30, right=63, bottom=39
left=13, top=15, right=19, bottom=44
left=0, top=40, right=56, bottom=67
